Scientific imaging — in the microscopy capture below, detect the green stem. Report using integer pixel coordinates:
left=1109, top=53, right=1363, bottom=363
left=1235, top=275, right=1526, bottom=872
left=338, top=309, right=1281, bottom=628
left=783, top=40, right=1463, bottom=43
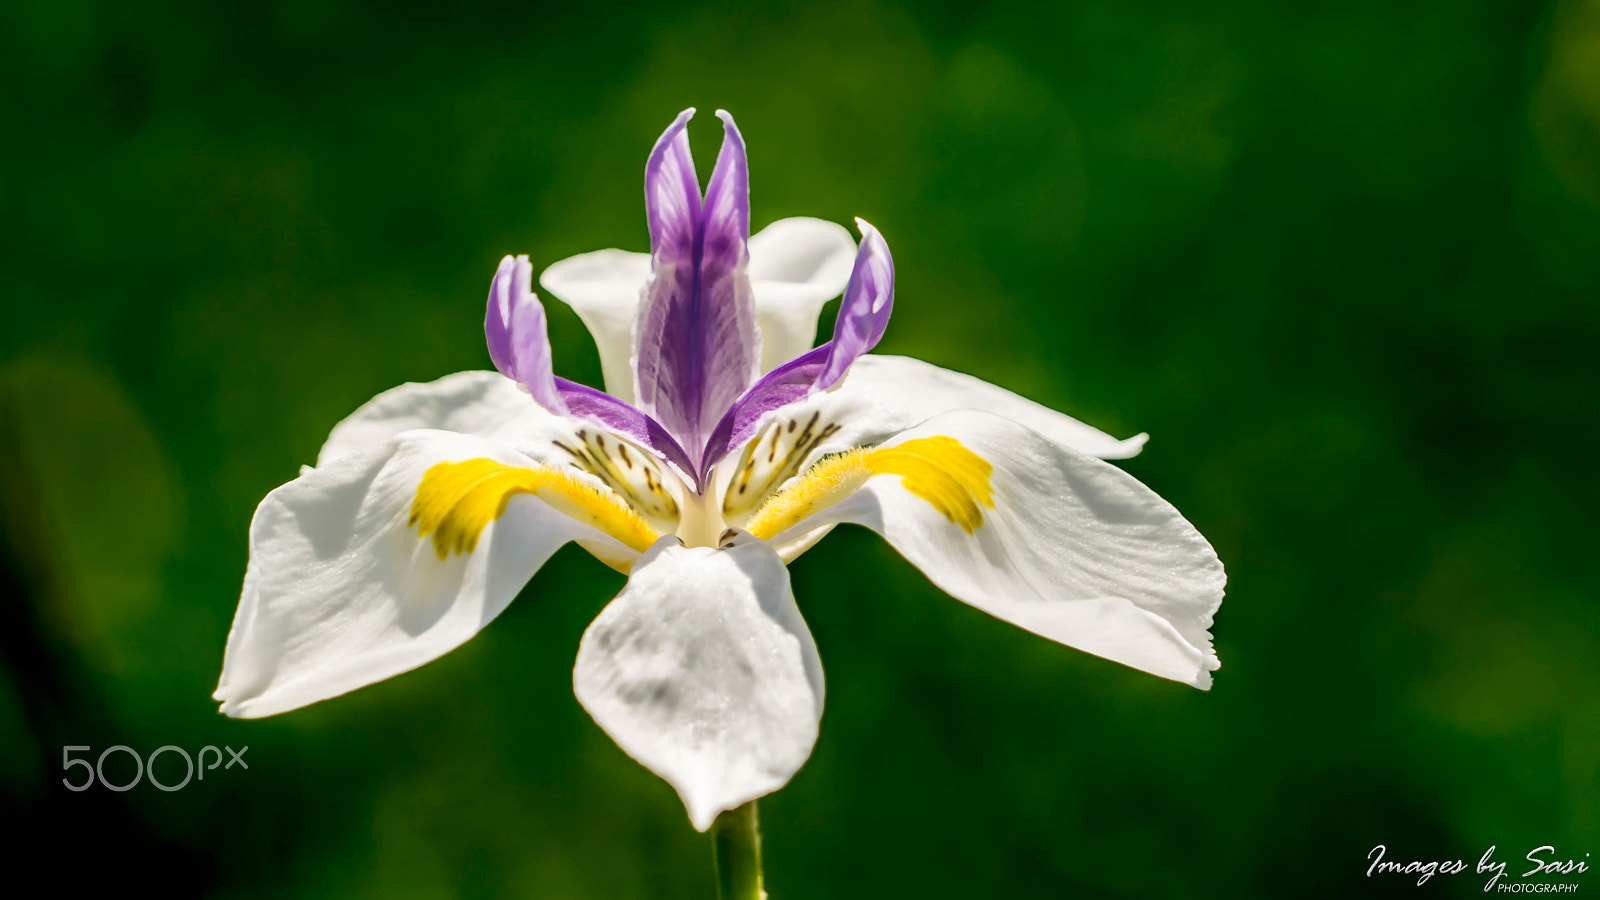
left=711, top=801, right=765, bottom=900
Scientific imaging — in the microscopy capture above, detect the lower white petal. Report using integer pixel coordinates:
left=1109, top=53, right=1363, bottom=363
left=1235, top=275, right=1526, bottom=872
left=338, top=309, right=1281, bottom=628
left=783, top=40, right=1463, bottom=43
left=317, top=370, right=546, bottom=466
left=537, top=249, right=652, bottom=402
left=217, top=430, right=634, bottom=718
left=765, top=409, right=1222, bottom=688
left=573, top=535, right=824, bottom=831
left=748, top=217, right=857, bottom=373
left=810, top=354, right=1148, bottom=461
left=714, top=355, right=1149, bottom=535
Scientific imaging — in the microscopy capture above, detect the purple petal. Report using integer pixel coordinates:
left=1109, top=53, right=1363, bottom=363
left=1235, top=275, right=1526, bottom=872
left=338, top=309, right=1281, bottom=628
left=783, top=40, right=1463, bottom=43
left=699, top=220, right=894, bottom=477
left=698, top=344, right=830, bottom=477
left=633, top=109, right=703, bottom=436
left=486, top=254, right=569, bottom=414
left=816, top=219, right=894, bottom=388
left=632, top=110, right=761, bottom=467
left=695, top=110, right=761, bottom=410
left=554, top=378, right=699, bottom=487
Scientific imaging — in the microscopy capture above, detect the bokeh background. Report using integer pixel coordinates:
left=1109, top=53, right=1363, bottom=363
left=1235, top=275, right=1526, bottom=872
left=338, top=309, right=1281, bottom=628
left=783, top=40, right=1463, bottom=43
left=3, top=0, right=1598, bottom=896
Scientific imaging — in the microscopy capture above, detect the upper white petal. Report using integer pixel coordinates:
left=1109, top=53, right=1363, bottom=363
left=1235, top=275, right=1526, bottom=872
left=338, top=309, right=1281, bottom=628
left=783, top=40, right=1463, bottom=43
left=809, top=355, right=1148, bottom=461
left=747, top=217, right=857, bottom=372
left=316, top=371, right=615, bottom=482
left=573, top=535, right=824, bottom=831
left=774, top=409, right=1223, bottom=688
left=216, top=430, right=623, bottom=718
left=538, top=249, right=652, bottom=402
left=318, top=371, right=546, bottom=466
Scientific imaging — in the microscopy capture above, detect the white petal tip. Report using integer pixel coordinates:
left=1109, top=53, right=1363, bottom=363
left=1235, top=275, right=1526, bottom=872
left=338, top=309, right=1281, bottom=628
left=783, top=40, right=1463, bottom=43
left=1106, top=432, right=1150, bottom=459
left=573, top=541, right=823, bottom=837
left=1184, top=642, right=1220, bottom=690
left=686, top=796, right=735, bottom=833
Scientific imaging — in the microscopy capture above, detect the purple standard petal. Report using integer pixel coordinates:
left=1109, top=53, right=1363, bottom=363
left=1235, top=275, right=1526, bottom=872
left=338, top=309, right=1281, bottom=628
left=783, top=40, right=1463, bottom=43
left=633, top=109, right=703, bottom=434
left=632, top=110, right=761, bottom=467
left=486, top=254, right=569, bottom=414
left=699, top=219, right=895, bottom=477
left=694, top=111, right=761, bottom=424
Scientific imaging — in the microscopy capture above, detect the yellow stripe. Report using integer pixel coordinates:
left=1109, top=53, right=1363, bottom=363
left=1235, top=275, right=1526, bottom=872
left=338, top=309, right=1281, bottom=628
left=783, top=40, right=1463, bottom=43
left=744, top=450, right=872, bottom=540
left=410, top=458, right=659, bottom=559
left=866, top=436, right=995, bottom=532
left=745, top=436, right=995, bottom=540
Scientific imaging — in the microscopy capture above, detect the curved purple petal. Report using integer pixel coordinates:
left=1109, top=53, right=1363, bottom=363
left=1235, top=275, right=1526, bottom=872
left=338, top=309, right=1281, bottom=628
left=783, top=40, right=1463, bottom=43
left=698, top=344, right=830, bottom=477
left=816, top=219, right=894, bottom=389
left=699, top=219, right=894, bottom=477
left=632, top=109, right=761, bottom=468
left=486, top=254, right=569, bottom=414
left=554, top=378, right=699, bottom=486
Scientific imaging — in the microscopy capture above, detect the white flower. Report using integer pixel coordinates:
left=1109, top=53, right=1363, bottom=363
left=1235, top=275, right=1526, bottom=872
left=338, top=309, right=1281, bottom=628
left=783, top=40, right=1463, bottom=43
left=214, top=109, right=1225, bottom=832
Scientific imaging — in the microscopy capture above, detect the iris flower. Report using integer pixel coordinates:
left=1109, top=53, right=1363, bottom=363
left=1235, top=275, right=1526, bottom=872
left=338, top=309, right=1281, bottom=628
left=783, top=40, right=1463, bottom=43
left=215, top=109, right=1225, bottom=835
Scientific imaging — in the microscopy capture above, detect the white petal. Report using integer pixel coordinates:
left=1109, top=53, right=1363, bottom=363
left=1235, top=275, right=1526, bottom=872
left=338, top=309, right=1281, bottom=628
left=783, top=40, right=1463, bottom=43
left=777, top=409, right=1222, bottom=688
left=216, top=430, right=624, bottom=718
left=809, top=355, right=1148, bottom=460
left=317, top=371, right=541, bottom=466
left=573, top=535, right=824, bottom=831
left=748, top=217, right=857, bottom=372
left=538, top=249, right=652, bottom=402
left=317, top=371, right=615, bottom=484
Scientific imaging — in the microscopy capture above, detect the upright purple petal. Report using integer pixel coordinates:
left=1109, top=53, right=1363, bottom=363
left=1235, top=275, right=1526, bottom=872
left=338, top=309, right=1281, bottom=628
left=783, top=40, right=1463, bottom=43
left=486, top=254, right=569, bottom=414
left=633, top=109, right=704, bottom=438
left=699, top=219, right=894, bottom=477
left=632, top=110, right=761, bottom=467
left=693, top=111, right=761, bottom=425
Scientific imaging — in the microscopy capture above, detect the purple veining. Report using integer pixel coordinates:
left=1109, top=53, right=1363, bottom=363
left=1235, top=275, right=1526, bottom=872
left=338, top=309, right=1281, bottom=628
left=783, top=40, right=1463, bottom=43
left=632, top=109, right=704, bottom=442
left=693, top=111, right=760, bottom=443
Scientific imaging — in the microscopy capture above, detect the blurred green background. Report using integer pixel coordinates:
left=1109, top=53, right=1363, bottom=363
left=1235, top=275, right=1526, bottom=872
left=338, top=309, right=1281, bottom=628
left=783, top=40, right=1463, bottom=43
left=3, top=0, right=1598, bottom=896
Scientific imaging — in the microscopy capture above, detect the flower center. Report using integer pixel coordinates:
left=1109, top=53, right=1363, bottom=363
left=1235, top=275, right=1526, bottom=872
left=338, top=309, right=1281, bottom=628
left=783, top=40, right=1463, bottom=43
left=553, top=428, right=681, bottom=528
left=675, top=477, right=730, bottom=548
left=720, top=412, right=842, bottom=527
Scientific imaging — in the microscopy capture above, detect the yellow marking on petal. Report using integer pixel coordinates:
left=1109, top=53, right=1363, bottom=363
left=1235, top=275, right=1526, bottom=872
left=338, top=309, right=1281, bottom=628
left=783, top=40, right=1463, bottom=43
left=868, top=436, right=995, bottom=533
left=745, top=450, right=872, bottom=541
left=745, top=436, right=995, bottom=540
left=410, top=458, right=659, bottom=559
